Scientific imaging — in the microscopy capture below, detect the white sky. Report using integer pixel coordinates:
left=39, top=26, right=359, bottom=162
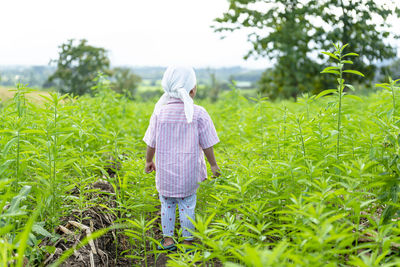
left=0, top=0, right=270, bottom=68
left=0, top=0, right=399, bottom=69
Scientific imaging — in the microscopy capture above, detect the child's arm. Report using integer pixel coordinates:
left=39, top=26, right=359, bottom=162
left=203, top=146, right=220, bottom=177
left=145, top=146, right=156, bottom=173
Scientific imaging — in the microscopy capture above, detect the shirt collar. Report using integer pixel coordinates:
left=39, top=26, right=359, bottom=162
left=167, top=97, right=183, bottom=104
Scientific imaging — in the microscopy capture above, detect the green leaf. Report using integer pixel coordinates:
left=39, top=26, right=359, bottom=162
left=16, top=205, right=41, bottom=267
left=344, top=95, right=363, bottom=102
left=32, top=223, right=53, bottom=238
left=216, top=185, right=239, bottom=192
left=0, top=224, right=14, bottom=236
left=2, top=136, right=18, bottom=157
left=321, top=52, right=339, bottom=60
left=323, top=66, right=340, bottom=71
left=321, top=70, right=340, bottom=75
left=342, top=60, right=353, bottom=64
left=341, top=43, right=349, bottom=51
left=20, top=129, right=46, bottom=135
left=43, top=246, right=57, bottom=254
left=315, top=89, right=337, bottom=99
left=145, top=216, right=158, bottom=228
left=0, top=129, right=17, bottom=135
left=343, top=52, right=359, bottom=57
left=72, top=162, right=83, bottom=176
left=57, top=133, right=75, bottom=145
left=0, top=211, right=28, bottom=218
left=344, top=84, right=356, bottom=91
left=7, top=186, right=31, bottom=214
left=375, top=83, right=390, bottom=90
left=333, top=43, right=339, bottom=51
left=243, top=177, right=257, bottom=189
left=343, top=70, right=364, bottom=77
left=0, top=159, right=15, bottom=176
left=39, top=94, right=53, bottom=103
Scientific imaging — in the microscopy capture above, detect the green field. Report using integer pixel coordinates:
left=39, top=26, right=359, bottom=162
left=1, top=80, right=400, bottom=266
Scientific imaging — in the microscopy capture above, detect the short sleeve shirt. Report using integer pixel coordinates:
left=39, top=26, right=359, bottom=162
left=143, top=98, right=219, bottom=197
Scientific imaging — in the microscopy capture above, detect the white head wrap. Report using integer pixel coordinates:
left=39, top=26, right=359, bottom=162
left=153, top=65, right=196, bottom=123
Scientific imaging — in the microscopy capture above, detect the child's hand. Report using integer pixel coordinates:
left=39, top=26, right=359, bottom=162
left=211, top=165, right=220, bottom=178
left=145, top=161, right=156, bottom=173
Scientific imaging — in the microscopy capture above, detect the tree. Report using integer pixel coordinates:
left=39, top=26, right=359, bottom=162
left=209, top=72, right=221, bottom=102
left=320, top=0, right=400, bottom=83
left=48, top=39, right=111, bottom=95
left=384, top=59, right=400, bottom=81
left=198, top=69, right=222, bottom=102
left=110, top=67, right=142, bottom=99
left=214, top=0, right=400, bottom=100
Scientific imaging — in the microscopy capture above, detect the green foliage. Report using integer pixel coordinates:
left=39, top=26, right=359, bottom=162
left=111, top=67, right=142, bottom=100
left=198, top=71, right=223, bottom=102
left=376, top=77, right=400, bottom=116
left=214, top=0, right=399, bottom=100
left=319, top=43, right=364, bottom=158
left=373, top=78, right=400, bottom=225
left=383, top=59, right=400, bottom=81
left=320, top=0, right=399, bottom=84
left=48, top=39, right=111, bottom=96
left=3, top=67, right=400, bottom=265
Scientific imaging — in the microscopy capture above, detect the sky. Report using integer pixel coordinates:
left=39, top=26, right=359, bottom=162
left=0, top=0, right=399, bottom=69
left=0, top=0, right=270, bottom=68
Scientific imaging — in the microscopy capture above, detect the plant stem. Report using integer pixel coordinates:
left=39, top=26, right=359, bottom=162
left=391, top=84, right=396, bottom=116
left=283, top=106, right=287, bottom=159
left=337, top=63, right=343, bottom=160
left=259, top=96, right=265, bottom=159
left=297, top=117, right=306, bottom=160
left=52, top=99, right=58, bottom=218
left=143, top=233, right=147, bottom=267
left=16, top=130, right=20, bottom=185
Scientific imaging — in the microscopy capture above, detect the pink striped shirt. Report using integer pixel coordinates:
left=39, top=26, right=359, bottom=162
left=143, top=98, right=219, bottom=197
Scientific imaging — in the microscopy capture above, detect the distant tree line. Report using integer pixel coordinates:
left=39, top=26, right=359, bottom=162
left=1, top=49, right=263, bottom=102
left=46, top=40, right=266, bottom=99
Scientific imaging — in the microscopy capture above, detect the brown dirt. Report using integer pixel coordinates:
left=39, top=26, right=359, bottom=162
left=39, top=180, right=133, bottom=266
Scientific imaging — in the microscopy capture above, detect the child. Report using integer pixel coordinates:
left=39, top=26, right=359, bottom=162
left=143, top=65, right=220, bottom=250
